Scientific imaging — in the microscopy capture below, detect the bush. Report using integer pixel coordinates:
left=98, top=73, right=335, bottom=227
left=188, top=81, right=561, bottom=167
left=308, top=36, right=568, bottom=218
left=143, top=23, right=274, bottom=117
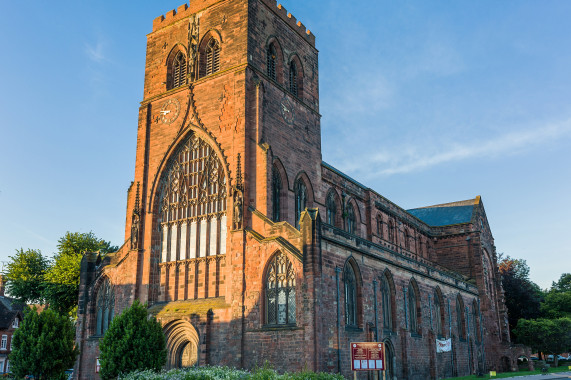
left=99, top=301, right=167, bottom=380
left=118, top=366, right=344, bottom=380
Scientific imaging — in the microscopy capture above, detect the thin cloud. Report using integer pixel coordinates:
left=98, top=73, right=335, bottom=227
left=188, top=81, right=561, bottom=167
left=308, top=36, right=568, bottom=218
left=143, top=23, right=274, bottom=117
left=84, top=40, right=107, bottom=63
left=346, top=118, right=571, bottom=178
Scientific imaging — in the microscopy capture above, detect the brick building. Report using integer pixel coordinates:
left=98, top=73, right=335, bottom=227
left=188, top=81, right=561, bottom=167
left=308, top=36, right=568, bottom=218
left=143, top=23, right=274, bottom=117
left=74, top=1, right=527, bottom=378
left=0, top=278, right=24, bottom=375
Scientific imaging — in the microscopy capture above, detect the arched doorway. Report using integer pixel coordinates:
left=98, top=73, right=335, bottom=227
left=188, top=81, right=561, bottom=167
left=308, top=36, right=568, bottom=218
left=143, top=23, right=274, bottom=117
left=383, top=339, right=395, bottom=380
left=164, top=320, right=200, bottom=369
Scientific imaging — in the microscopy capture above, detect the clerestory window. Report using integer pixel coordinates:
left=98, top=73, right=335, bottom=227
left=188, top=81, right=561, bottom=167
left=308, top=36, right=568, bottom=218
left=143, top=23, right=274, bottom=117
left=294, top=179, right=307, bottom=229
left=272, top=166, right=282, bottom=222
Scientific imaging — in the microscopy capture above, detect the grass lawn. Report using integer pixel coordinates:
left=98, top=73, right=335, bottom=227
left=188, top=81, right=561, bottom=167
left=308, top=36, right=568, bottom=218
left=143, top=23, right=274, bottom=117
left=447, top=365, right=571, bottom=379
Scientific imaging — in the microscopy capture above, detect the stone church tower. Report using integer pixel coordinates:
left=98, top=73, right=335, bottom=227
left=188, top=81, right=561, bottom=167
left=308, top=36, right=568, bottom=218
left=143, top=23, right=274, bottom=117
left=75, top=1, right=526, bottom=379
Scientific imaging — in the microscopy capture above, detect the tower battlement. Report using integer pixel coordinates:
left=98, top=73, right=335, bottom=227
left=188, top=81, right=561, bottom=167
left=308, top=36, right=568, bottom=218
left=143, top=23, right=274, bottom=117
left=152, top=0, right=315, bottom=46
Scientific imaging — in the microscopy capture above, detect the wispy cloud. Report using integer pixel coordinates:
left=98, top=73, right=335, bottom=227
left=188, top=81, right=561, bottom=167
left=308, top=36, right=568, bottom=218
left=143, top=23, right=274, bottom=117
left=84, top=39, right=107, bottom=63
left=344, top=118, right=571, bottom=178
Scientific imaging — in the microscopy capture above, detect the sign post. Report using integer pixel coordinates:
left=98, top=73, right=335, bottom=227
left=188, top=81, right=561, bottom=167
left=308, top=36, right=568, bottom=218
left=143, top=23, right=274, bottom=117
left=350, top=342, right=385, bottom=379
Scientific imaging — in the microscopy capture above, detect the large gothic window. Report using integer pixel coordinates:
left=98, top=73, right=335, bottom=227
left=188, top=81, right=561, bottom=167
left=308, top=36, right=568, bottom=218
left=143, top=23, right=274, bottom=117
left=326, top=191, right=337, bottom=226
left=294, top=179, right=307, bottom=229
left=158, top=133, right=227, bottom=263
left=346, top=204, right=356, bottom=234
left=267, top=44, right=277, bottom=81
left=265, top=252, right=296, bottom=325
left=272, top=166, right=282, bottom=222
left=95, top=279, right=114, bottom=336
left=344, top=263, right=357, bottom=327
left=381, top=273, right=394, bottom=331
left=168, top=51, right=187, bottom=90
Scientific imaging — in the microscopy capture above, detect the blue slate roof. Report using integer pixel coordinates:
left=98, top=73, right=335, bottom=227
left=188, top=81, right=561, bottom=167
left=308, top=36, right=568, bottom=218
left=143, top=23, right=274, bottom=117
left=407, top=198, right=478, bottom=227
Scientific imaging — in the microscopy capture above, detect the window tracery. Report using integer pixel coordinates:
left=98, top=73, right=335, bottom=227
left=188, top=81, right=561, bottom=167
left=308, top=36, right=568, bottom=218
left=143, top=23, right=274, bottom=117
left=346, top=204, right=355, bottom=234
left=326, top=191, right=337, bottom=226
left=344, top=264, right=357, bottom=326
left=158, top=134, right=227, bottom=262
left=95, top=278, right=114, bottom=336
left=265, top=252, right=296, bottom=325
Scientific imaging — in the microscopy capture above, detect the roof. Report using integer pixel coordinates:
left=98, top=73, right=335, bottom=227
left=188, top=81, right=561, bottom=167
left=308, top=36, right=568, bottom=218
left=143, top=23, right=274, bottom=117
left=406, top=197, right=480, bottom=227
left=0, top=296, right=26, bottom=329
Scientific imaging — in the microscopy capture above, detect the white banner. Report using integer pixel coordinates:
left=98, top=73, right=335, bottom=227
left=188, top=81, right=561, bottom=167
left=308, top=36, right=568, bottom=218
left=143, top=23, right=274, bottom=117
left=436, top=338, right=451, bottom=353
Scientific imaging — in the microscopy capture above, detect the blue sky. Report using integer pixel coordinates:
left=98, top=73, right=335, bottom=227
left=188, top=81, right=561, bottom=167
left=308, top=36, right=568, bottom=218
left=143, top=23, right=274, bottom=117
left=0, top=1, right=569, bottom=289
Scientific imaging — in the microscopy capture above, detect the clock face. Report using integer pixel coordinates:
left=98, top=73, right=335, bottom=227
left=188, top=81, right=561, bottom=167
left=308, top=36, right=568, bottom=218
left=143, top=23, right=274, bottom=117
left=160, top=98, right=180, bottom=124
left=280, top=98, right=295, bottom=125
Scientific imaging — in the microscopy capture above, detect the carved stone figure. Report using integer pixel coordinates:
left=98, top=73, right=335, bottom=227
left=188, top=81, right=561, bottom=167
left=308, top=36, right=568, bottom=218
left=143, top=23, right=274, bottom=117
left=233, top=189, right=243, bottom=230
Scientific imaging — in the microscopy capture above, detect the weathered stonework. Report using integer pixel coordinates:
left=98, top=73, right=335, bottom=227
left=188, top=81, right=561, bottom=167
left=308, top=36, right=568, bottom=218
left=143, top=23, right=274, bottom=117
left=74, top=1, right=528, bottom=379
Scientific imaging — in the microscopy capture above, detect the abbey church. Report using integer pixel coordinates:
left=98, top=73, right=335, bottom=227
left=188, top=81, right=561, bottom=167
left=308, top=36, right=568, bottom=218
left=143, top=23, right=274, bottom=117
left=74, top=1, right=527, bottom=379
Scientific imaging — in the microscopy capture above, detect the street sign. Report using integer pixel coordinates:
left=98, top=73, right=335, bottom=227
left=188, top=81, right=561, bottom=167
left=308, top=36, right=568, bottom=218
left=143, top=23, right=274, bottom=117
left=350, top=342, right=385, bottom=371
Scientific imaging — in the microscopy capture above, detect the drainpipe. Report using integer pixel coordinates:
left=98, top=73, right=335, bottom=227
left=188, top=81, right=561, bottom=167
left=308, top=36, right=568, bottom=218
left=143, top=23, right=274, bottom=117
left=448, top=299, right=454, bottom=377
left=478, top=299, right=486, bottom=373
left=373, top=280, right=379, bottom=341
left=466, top=306, right=472, bottom=374
left=335, top=267, right=342, bottom=373
left=428, top=294, right=433, bottom=330
left=403, top=286, right=408, bottom=329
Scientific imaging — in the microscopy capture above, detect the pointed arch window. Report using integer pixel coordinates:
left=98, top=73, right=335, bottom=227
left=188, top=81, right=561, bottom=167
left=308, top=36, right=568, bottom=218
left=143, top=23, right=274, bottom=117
left=377, top=216, right=383, bottom=238
left=326, top=191, right=337, bottom=226
left=408, top=281, right=420, bottom=333
left=267, top=44, right=277, bottom=80
left=388, top=220, right=395, bottom=243
left=404, top=229, right=411, bottom=250
left=169, top=51, right=187, bottom=90
left=265, top=252, right=296, bottom=325
left=272, top=166, right=282, bottom=222
left=346, top=204, right=356, bottom=234
left=95, top=279, right=114, bottom=336
left=204, top=38, right=220, bottom=76
left=289, top=61, right=298, bottom=96
left=472, top=300, right=481, bottom=341
left=456, top=295, right=466, bottom=339
left=344, top=264, right=357, bottom=327
left=295, top=179, right=307, bottom=229
left=434, top=289, right=444, bottom=337
left=381, top=274, right=394, bottom=331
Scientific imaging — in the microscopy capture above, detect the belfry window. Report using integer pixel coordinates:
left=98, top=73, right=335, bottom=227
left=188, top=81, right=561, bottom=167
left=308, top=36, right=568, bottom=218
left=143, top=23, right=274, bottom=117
left=294, top=179, right=307, bottom=229
left=265, top=252, right=296, bottom=325
left=272, top=166, right=282, bottom=222
left=169, top=51, right=187, bottom=90
left=267, top=44, right=277, bottom=80
left=95, top=279, right=114, bottom=336
left=326, top=191, right=337, bottom=226
left=344, top=264, right=357, bottom=327
left=289, top=61, right=298, bottom=96
left=204, top=38, right=220, bottom=76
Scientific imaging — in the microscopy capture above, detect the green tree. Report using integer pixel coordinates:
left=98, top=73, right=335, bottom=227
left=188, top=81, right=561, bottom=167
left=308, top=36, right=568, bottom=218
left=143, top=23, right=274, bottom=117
left=10, top=307, right=78, bottom=380
left=3, top=249, right=49, bottom=303
left=99, top=301, right=166, bottom=379
left=541, top=273, right=571, bottom=319
left=514, top=317, right=571, bottom=366
left=44, top=231, right=118, bottom=316
left=498, top=254, right=544, bottom=339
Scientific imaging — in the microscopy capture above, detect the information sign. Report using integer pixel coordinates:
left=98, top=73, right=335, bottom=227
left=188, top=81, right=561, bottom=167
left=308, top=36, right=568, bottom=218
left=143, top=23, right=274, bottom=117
left=350, top=342, right=384, bottom=371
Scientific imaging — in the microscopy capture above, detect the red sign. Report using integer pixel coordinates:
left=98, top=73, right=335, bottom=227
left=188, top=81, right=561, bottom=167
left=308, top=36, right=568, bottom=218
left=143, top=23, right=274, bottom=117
left=350, top=342, right=385, bottom=371
left=95, top=358, right=100, bottom=373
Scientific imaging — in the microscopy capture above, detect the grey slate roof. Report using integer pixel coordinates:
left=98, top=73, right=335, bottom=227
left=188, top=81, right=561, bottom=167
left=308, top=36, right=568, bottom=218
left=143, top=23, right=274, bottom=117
left=0, top=296, right=25, bottom=330
left=407, top=197, right=479, bottom=227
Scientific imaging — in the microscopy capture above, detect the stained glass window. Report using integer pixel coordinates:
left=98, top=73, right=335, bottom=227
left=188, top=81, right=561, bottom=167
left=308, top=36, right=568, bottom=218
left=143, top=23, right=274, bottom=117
left=265, top=252, right=296, bottom=325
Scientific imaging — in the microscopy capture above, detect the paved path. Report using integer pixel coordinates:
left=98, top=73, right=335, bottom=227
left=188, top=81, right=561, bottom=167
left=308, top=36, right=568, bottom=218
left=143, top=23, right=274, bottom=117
left=500, top=372, right=571, bottom=379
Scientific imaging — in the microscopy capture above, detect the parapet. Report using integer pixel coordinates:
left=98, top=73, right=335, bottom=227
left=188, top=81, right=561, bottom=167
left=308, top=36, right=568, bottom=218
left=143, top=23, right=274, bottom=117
left=260, top=0, right=315, bottom=46
left=152, top=0, right=316, bottom=46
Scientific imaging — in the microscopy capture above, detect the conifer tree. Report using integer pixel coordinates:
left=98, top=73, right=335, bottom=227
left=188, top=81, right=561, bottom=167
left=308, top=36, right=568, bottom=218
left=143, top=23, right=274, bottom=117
left=99, top=301, right=166, bottom=379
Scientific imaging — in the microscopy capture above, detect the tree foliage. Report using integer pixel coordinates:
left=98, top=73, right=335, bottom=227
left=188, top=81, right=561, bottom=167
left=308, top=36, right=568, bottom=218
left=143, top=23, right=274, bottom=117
left=542, top=273, right=571, bottom=319
left=10, top=307, right=78, bottom=380
left=99, top=300, right=167, bottom=380
left=514, top=317, right=571, bottom=365
left=3, top=249, right=49, bottom=304
left=44, top=232, right=117, bottom=316
left=498, top=254, right=544, bottom=339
